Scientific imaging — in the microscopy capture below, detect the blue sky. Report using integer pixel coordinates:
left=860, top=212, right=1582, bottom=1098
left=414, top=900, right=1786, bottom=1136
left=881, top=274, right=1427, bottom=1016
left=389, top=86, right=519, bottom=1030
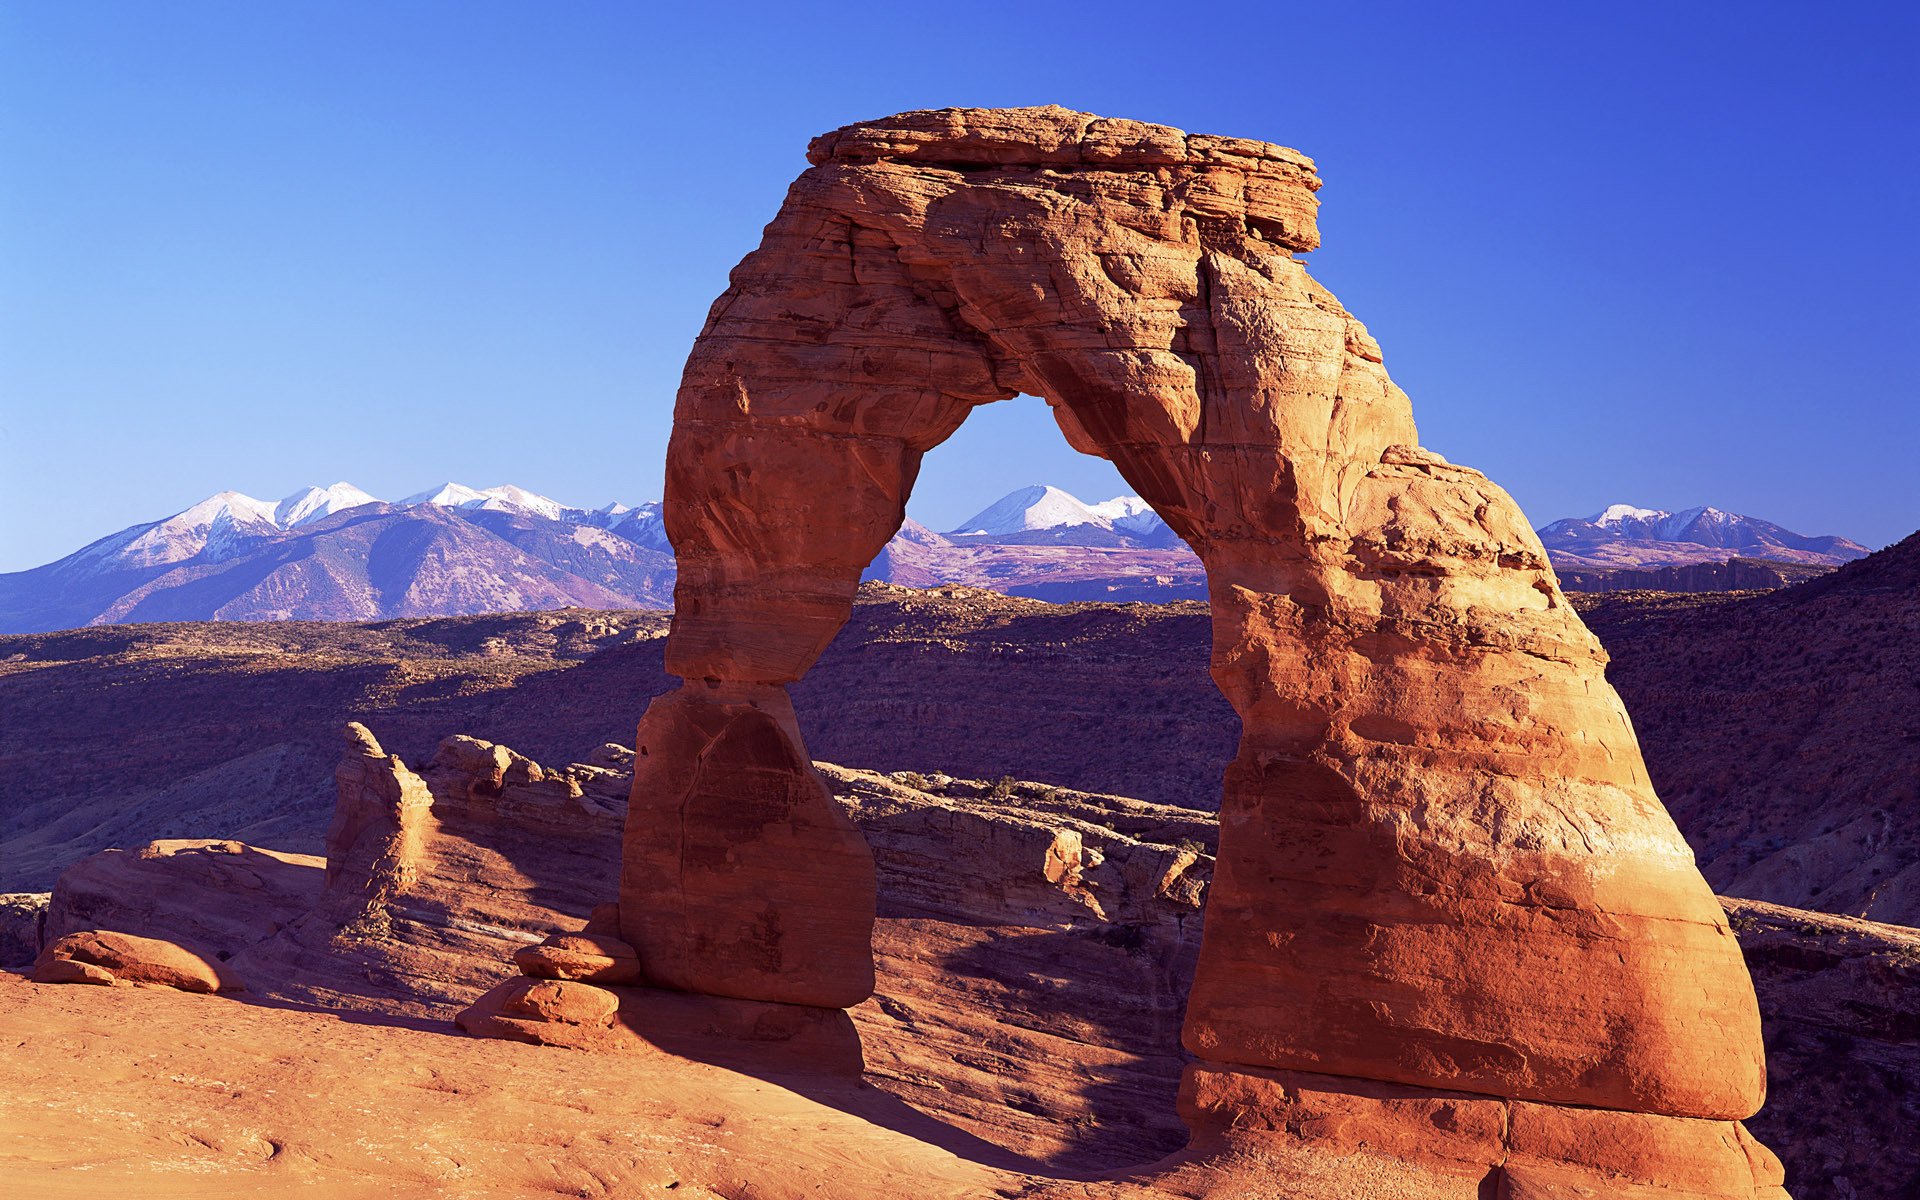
left=3, top=1, right=1915, bottom=571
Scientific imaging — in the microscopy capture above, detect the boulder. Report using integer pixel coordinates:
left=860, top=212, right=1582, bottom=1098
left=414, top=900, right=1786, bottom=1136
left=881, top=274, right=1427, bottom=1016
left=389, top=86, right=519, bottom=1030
left=31, top=930, right=241, bottom=993
left=454, top=976, right=619, bottom=1046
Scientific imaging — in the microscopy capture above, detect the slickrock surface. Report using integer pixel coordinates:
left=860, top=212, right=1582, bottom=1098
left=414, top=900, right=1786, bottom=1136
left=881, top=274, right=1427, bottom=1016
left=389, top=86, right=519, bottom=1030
left=643, top=102, right=1767, bottom=1160
left=136, top=729, right=1224, bottom=1168
left=44, top=838, right=320, bottom=957
left=9, top=733, right=1904, bottom=1194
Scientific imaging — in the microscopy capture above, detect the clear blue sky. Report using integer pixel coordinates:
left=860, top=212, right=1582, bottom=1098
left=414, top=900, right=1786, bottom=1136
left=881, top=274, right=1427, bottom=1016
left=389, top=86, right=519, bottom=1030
left=3, top=2, right=1915, bottom=571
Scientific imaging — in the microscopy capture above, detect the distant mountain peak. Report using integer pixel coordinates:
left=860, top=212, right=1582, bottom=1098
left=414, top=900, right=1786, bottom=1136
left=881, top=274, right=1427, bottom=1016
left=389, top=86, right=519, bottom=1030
left=949, top=484, right=1165, bottom=539
left=276, top=482, right=381, bottom=527
left=1592, top=503, right=1664, bottom=526
left=1540, top=503, right=1868, bottom=571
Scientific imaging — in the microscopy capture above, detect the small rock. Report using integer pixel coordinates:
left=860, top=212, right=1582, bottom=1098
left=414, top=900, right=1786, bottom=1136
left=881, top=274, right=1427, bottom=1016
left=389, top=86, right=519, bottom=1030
left=513, top=932, right=642, bottom=984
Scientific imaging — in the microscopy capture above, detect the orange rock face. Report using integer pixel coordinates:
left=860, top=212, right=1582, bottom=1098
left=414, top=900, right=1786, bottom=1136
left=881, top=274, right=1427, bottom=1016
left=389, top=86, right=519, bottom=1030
left=628, top=104, right=1776, bottom=1184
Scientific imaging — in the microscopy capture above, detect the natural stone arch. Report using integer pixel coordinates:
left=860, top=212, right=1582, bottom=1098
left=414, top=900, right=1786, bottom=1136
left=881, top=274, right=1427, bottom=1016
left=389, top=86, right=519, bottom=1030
left=621, top=107, right=1780, bottom=1189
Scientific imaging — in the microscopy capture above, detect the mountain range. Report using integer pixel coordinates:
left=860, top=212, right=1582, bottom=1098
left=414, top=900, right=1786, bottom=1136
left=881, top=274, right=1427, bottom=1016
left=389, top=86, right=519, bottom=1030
left=0, top=482, right=1873, bottom=632
left=1536, top=504, right=1867, bottom=568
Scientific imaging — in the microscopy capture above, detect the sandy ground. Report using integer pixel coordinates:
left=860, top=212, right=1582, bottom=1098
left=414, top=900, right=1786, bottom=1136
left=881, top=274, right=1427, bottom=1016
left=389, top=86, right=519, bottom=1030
left=0, top=971, right=1045, bottom=1199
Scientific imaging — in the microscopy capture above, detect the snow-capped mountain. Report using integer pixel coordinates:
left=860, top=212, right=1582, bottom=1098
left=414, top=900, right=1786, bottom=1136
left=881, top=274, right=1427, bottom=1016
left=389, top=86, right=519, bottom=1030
left=948, top=485, right=1174, bottom=545
left=405, top=482, right=576, bottom=522
left=7, top=480, right=1871, bottom=633
left=1537, top=504, right=1869, bottom=569
left=0, top=482, right=671, bottom=633
left=277, top=482, right=381, bottom=528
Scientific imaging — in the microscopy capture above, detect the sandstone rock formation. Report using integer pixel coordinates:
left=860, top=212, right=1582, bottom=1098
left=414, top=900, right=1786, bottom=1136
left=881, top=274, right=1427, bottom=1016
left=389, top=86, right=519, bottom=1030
left=31, top=929, right=242, bottom=993
left=26, top=726, right=1908, bottom=1192
left=319, top=722, right=431, bottom=927
left=44, top=839, right=320, bottom=959
left=628, top=105, right=1777, bottom=1186
left=512, top=932, right=642, bottom=983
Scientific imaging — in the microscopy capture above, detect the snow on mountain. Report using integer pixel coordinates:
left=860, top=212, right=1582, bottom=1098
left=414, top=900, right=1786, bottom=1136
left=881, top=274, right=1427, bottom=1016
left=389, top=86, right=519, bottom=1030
left=1592, top=504, right=1663, bottom=528
left=606, top=502, right=669, bottom=551
left=405, top=482, right=494, bottom=508
left=402, top=483, right=572, bottom=520
left=276, top=482, right=381, bottom=527
left=74, top=490, right=284, bottom=570
left=948, top=485, right=1169, bottom=540
left=1537, top=503, right=1870, bottom=569
left=1087, top=495, right=1165, bottom=536
left=950, top=485, right=1106, bottom=535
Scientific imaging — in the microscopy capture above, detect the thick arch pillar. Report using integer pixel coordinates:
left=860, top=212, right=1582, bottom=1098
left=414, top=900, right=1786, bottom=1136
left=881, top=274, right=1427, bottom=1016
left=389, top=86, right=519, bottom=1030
left=621, top=107, right=1780, bottom=1190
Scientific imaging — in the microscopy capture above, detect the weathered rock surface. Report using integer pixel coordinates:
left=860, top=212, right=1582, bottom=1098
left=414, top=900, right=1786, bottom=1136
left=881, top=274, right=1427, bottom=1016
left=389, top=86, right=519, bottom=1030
left=512, top=932, right=642, bottom=983
left=24, top=729, right=1914, bottom=1192
left=638, top=102, right=1770, bottom=1169
left=0, top=891, right=48, bottom=967
left=31, top=929, right=242, bottom=993
left=320, top=722, right=432, bottom=924
left=623, top=685, right=877, bottom=1007
left=45, top=839, right=320, bottom=959
left=156, top=731, right=1221, bottom=1167
left=455, top=976, right=620, bottom=1044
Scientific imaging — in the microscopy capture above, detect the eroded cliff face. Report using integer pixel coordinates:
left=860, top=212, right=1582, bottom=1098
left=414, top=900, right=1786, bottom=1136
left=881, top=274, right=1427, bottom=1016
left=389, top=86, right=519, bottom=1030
left=622, top=104, right=1774, bottom=1188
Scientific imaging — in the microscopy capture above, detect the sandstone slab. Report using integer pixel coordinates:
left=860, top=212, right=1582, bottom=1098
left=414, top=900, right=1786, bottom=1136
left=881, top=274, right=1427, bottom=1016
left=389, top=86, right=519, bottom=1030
left=31, top=929, right=241, bottom=994
left=512, top=932, right=642, bottom=983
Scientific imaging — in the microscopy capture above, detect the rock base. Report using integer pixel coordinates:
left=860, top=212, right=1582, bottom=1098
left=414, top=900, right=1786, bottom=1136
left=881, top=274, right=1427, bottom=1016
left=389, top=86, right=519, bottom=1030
left=1173, top=1062, right=1789, bottom=1200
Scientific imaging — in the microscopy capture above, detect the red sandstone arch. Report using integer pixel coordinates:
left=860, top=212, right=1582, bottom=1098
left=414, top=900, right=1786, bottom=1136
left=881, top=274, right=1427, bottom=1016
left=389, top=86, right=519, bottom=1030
left=619, top=108, right=1783, bottom=1194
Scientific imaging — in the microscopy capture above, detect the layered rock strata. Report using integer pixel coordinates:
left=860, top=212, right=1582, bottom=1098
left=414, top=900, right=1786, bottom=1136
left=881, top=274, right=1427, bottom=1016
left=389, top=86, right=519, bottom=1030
left=632, top=104, right=1778, bottom=1186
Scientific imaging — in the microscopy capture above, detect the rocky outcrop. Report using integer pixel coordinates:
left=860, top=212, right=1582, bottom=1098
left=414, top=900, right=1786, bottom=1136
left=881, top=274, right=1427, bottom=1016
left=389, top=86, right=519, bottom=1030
left=631, top=104, right=1775, bottom=1184
left=319, top=723, right=431, bottom=927
left=44, top=839, right=320, bottom=959
left=231, top=728, right=625, bottom=1012
left=31, top=929, right=243, bottom=993
left=1727, top=899, right=1920, bottom=1200
left=27, top=728, right=1914, bottom=1190
left=0, top=892, right=47, bottom=967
